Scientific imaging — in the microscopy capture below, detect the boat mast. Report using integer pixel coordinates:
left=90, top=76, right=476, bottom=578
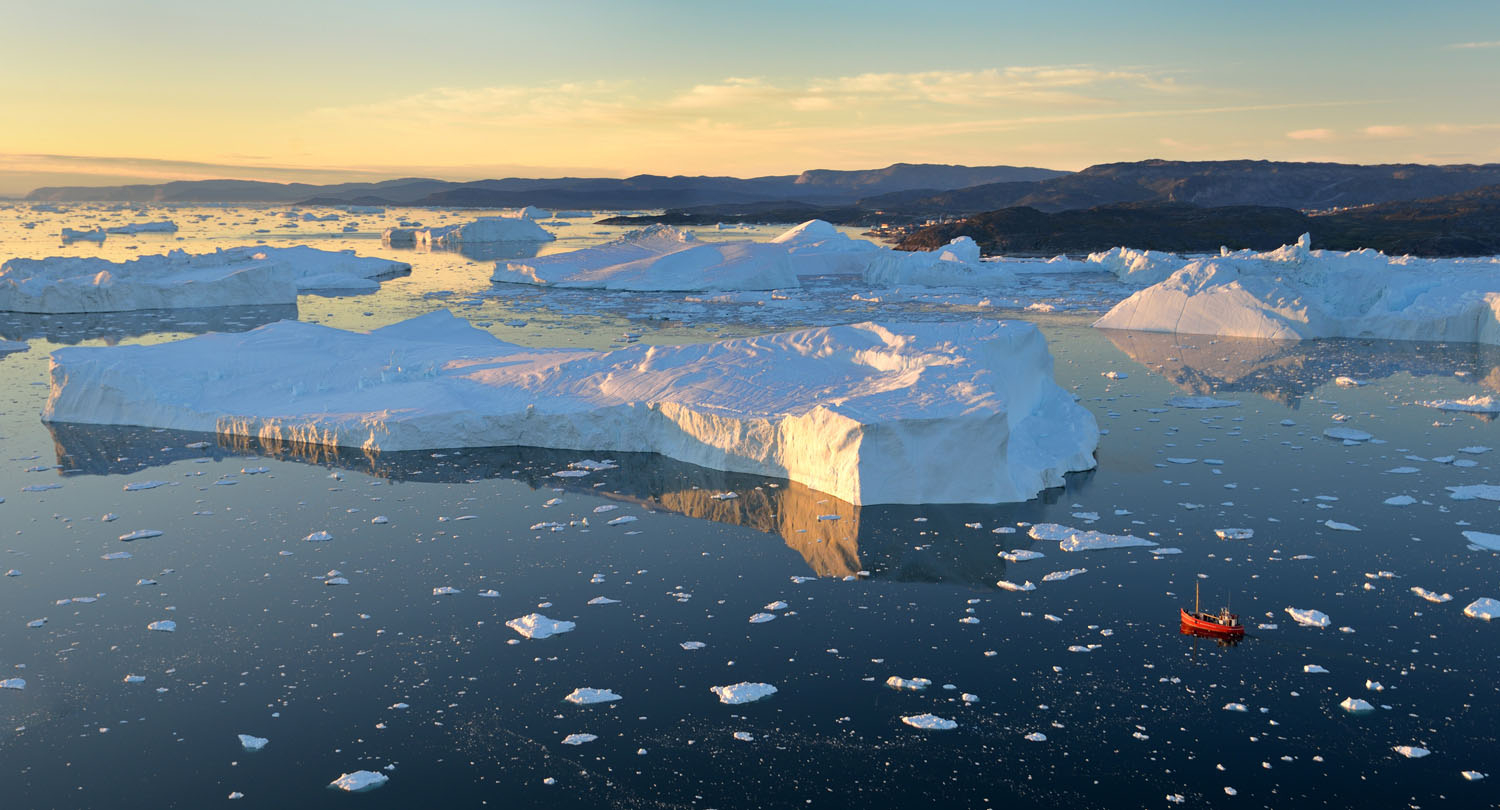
left=1195, top=579, right=1200, bottom=614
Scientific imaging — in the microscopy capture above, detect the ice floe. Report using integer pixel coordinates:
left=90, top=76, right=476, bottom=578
left=1028, top=523, right=1155, bottom=552
left=414, top=216, right=554, bottom=248
left=494, top=221, right=991, bottom=291
left=1340, top=698, right=1375, bottom=713
left=1215, top=528, right=1253, bottom=540
left=1285, top=607, right=1330, bottom=628
left=900, top=713, right=957, bottom=730
left=1411, top=587, right=1452, bottom=603
left=45, top=311, right=1098, bottom=506
left=1461, top=531, right=1500, bottom=551
left=561, top=733, right=598, bottom=745
left=238, top=734, right=268, bottom=752
left=710, top=682, right=777, bottom=704
left=1394, top=746, right=1431, bottom=759
left=1462, top=597, right=1499, bottom=620
left=564, top=688, right=621, bottom=705
left=505, top=613, right=576, bottom=639
left=1421, top=395, right=1500, bottom=414
left=0, top=246, right=409, bottom=312
left=147, top=620, right=176, bottom=632
left=329, top=770, right=388, bottom=792
left=885, top=676, right=931, bottom=691
left=1094, top=234, right=1500, bottom=345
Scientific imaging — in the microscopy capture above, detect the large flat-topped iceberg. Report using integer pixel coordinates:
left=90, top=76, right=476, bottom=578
left=0, top=246, right=411, bottom=313
left=1094, top=235, right=1500, bottom=344
left=414, top=216, right=555, bottom=247
left=44, top=311, right=1098, bottom=505
left=493, top=221, right=994, bottom=291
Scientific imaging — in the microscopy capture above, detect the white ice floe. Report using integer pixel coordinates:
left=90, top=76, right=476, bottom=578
left=1024, top=732, right=1047, bottom=742
left=747, top=612, right=777, bottom=624
left=1384, top=495, right=1417, bottom=506
left=1323, top=520, right=1361, bottom=532
left=1462, top=771, right=1487, bottom=781
left=0, top=678, right=24, bottom=690
left=45, top=311, right=1097, bottom=506
left=238, top=734, right=269, bottom=752
left=1285, top=607, right=1330, bottom=628
left=711, top=682, right=777, bottom=704
left=1165, top=396, right=1240, bottom=409
left=1041, top=568, right=1087, bottom=582
left=1340, top=698, right=1375, bottom=713
left=118, top=529, right=163, bottom=541
left=147, top=620, right=176, bottom=632
left=1094, top=234, right=1500, bottom=345
left=586, top=596, right=620, bottom=605
left=1323, top=427, right=1373, bottom=442
left=122, top=674, right=145, bottom=683
left=0, top=246, right=410, bottom=312
left=414, top=216, right=554, bottom=247
left=900, top=713, right=957, bottom=731
left=1215, top=528, right=1253, bottom=540
left=432, top=586, right=461, bottom=596
left=123, top=480, right=167, bottom=491
left=1462, top=597, right=1499, bottom=620
left=1222, top=703, right=1248, bottom=712
left=996, top=580, right=1036, bottom=592
left=1461, top=531, right=1500, bottom=551
left=679, top=641, right=706, bottom=650
left=1422, top=395, right=1500, bottom=414
left=1303, top=665, right=1328, bottom=674
left=1029, top=523, right=1155, bottom=552
left=303, top=531, right=333, bottom=542
left=494, top=220, right=992, bottom=291
left=564, top=688, right=621, bottom=705
left=1394, top=746, right=1431, bottom=759
left=106, top=221, right=178, bottom=234
left=885, top=676, right=932, bottom=691
left=506, top=613, right=576, bottom=639
left=999, top=549, right=1045, bottom=562
left=1447, top=485, right=1500, bottom=501
left=561, top=733, right=598, bottom=745
left=1411, top=587, right=1452, bottom=603
left=329, top=770, right=388, bottom=792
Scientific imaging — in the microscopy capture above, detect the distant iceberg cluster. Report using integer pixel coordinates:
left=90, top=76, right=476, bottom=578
left=384, top=213, right=555, bottom=247
left=0, top=246, right=410, bottom=313
left=1094, top=234, right=1500, bottom=345
left=43, top=310, right=1099, bottom=505
left=494, top=220, right=996, bottom=291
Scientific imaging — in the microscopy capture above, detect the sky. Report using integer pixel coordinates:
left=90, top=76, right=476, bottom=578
left=2, top=0, right=1498, bottom=195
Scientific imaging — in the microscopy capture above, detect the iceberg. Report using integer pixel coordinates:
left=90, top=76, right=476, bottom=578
left=1463, top=597, right=1499, bottom=620
left=105, top=221, right=178, bottom=234
left=493, top=220, right=996, bottom=291
left=43, top=310, right=1098, bottom=505
left=61, top=227, right=107, bottom=242
left=415, top=216, right=554, bottom=247
left=710, top=682, right=777, bottom=704
left=1094, top=234, right=1500, bottom=344
left=0, top=246, right=410, bottom=313
left=328, top=771, right=388, bottom=792
left=1028, top=523, right=1155, bottom=552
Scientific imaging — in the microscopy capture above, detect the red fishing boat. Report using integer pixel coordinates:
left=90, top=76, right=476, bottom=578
left=1180, top=580, right=1244, bottom=637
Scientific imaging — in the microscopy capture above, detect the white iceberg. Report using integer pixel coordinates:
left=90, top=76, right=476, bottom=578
left=1423, top=395, right=1500, bottom=414
left=506, top=613, right=576, bottom=639
left=1394, top=745, right=1431, bottom=759
left=44, top=310, right=1099, bottom=506
left=710, top=682, right=777, bottom=704
left=329, top=770, right=388, bottom=792
left=1028, top=523, right=1155, bottom=552
left=1463, top=597, right=1499, bottom=620
left=1095, top=234, right=1500, bottom=345
left=564, top=688, right=621, bottom=705
left=238, top=734, right=269, bottom=751
left=105, top=221, right=178, bottom=234
left=1285, top=607, right=1330, bottom=628
left=416, top=216, right=554, bottom=247
left=0, top=246, right=409, bottom=313
left=494, top=220, right=995, bottom=291
left=1340, top=697, right=1375, bottom=713
left=901, top=713, right=957, bottom=730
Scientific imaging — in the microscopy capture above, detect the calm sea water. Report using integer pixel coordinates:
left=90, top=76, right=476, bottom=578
left=0, top=205, right=1496, bottom=808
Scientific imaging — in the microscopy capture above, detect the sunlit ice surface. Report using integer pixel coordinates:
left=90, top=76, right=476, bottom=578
left=0, top=202, right=1496, bottom=808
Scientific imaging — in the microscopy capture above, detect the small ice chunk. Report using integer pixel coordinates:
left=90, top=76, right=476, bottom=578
left=432, top=586, right=460, bottom=596
left=303, top=531, right=333, bottom=542
left=680, top=641, right=706, bottom=650
left=1029, top=523, right=1155, bottom=552
left=1222, top=703, right=1248, bottom=712
left=901, top=713, right=957, bottom=730
left=1461, top=771, right=1486, bottom=781
left=506, top=613, right=576, bottom=639
left=238, top=734, right=269, bottom=752
left=1215, top=528, right=1253, bottom=540
left=123, top=480, right=168, bottom=491
left=1384, top=495, right=1417, bottom=506
left=118, top=529, right=163, bottom=541
left=1042, top=568, right=1087, bottom=582
left=606, top=516, right=638, bottom=526
left=885, top=676, right=931, bottom=691
left=1394, top=745, right=1431, bottom=759
left=748, top=612, right=777, bottom=624
left=1025, top=732, right=1047, bottom=742
left=1303, top=665, right=1329, bottom=674
left=711, top=682, right=777, bottom=704
left=1340, top=698, right=1375, bottom=713
left=1447, top=485, right=1500, bottom=502
left=1323, top=520, right=1360, bottom=532
left=1285, top=607, right=1330, bottom=628
left=1462, top=597, right=1499, bottom=620
left=1462, top=531, right=1500, bottom=551
left=1323, top=427, right=1372, bottom=442
left=329, top=770, right=389, bottom=792
left=1167, top=396, right=1239, bottom=409
left=996, top=580, right=1036, bottom=592
left=564, top=688, right=621, bottom=705
left=1411, top=587, right=1452, bottom=603
left=0, top=678, right=24, bottom=690
left=478, top=589, right=499, bottom=598
left=147, top=620, right=176, bottom=632
left=587, top=596, right=620, bottom=605
left=998, top=549, right=1044, bottom=562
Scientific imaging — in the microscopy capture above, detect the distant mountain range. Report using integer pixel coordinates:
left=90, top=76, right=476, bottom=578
left=896, top=183, right=1500, bottom=258
left=22, top=163, right=1067, bottom=207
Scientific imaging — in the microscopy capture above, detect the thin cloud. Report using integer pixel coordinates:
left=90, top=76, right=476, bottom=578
left=1362, top=125, right=1413, bottom=138
left=1286, top=128, right=1335, bottom=141
left=1447, top=40, right=1500, bottom=49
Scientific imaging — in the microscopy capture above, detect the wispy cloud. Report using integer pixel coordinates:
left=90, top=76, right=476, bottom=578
left=1362, top=125, right=1413, bottom=138
left=1286, top=128, right=1335, bottom=141
left=1447, top=40, right=1500, bottom=49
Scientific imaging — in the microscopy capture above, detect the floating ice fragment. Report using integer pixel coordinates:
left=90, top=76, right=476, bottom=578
left=147, top=620, right=176, bottom=632
left=1223, top=703, right=1248, bottom=712
left=999, top=549, right=1044, bottom=562
left=901, top=714, right=957, bottom=730
left=885, top=676, right=931, bottom=691
left=1447, top=485, right=1500, bottom=502
left=1411, top=587, right=1452, bottom=603
left=1, top=678, right=25, bottom=689
left=1323, top=520, right=1360, bottom=532
left=996, top=580, right=1036, bottom=592
left=1323, top=427, right=1372, bottom=442
left=329, top=770, right=388, bottom=792
left=506, top=614, right=575, bottom=639
left=118, top=529, right=163, bottom=542
left=1303, top=665, right=1329, bottom=674
left=587, top=596, right=620, bottom=605
left=1385, top=467, right=1419, bottom=474
left=1149, top=547, right=1183, bottom=555
left=1394, top=746, right=1431, bottom=759
left=123, top=480, right=167, bottom=491
left=709, top=492, right=738, bottom=500
left=1029, top=523, right=1155, bottom=552
left=478, top=589, right=499, bottom=598
left=1166, top=396, right=1239, bottom=409
left=1462, top=771, right=1486, bottom=781
left=764, top=601, right=788, bottom=611
left=101, top=551, right=132, bottom=560
left=238, top=734, right=268, bottom=752
left=1334, top=376, right=1364, bottom=387
left=564, top=688, right=621, bottom=705
left=680, top=641, right=706, bottom=650
left=606, top=516, right=638, bottom=526
left=1215, top=528, right=1253, bottom=540
left=1042, top=568, right=1087, bottom=582
left=1423, top=396, right=1500, bottom=414
left=1285, top=607, right=1330, bottom=628
left=1340, top=697, right=1374, bottom=713
left=303, top=531, right=332, bottom=542
left=1383, top=495, right=1417, bottom=506
left=1462, top=597, right=1499, bottom=620
left=1463, top=531, right=1500, bottom=551
left=748, top=613, right=777, bottom=624
left=432, top=586, right=460, bottom=596
left=1025, top=732, right=1047, bottom=742
left=21, top=484, right=62, bottom=492
left=711, top=682, right=777, bottom=704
